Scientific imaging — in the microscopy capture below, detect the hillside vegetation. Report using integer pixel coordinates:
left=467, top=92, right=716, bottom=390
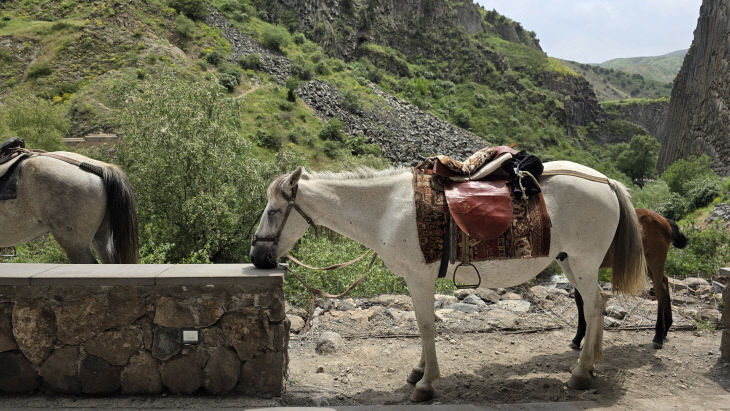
left=563, top=60, right=672, bottom=101
left=598, top=49, right=687, bottom=84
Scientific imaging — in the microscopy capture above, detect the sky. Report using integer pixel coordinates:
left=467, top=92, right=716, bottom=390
left=475, top=0, right=703, bottom=63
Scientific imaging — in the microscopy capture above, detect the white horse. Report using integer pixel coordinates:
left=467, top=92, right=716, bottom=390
left=250, top=161, right=646, bottom=402
left=0, top=151, right=138, bottom=263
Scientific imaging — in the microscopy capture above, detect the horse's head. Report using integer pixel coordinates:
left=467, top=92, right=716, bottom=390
left=250, top=167, right=312, bottom=269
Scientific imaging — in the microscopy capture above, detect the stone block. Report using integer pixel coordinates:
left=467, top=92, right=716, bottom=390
left=80, top=355, right=121, bottom=394
left=83, top=327, right=143, bottom=366
left=151, top=327, right=181, bottom=361
left=13, top=300, right=55, bottom=364
left=0, top=303, right=17, bottom=352
left=203, top=346, right=240, bottom=394
left=237, top=352, right=285, bottom=396
left=121, top=352, right=162, bottom=394
left=0, top=352, right=39, bottom=392
left=39, top=346, right=81, bottom=393
left=221, top=312, right=271, bottom=361
left=161, top=357, right=203, bottom=394
left=153, top=295, right=223, bottom=328
left=722, top=330, right=730, bottom=362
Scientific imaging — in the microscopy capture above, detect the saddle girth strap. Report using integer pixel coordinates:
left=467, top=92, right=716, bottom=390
left=541, top=169, right=613, bottom=188
left=34, top=152, right=104, bottom=177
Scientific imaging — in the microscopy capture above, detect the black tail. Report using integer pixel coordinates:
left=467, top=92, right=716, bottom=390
left=102, top=165, right=139, bottom=263
left=667, top=218, right=688, bottom=249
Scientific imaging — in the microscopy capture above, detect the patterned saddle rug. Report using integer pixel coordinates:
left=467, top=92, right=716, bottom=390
left=413, top=170, right=551, bottom=264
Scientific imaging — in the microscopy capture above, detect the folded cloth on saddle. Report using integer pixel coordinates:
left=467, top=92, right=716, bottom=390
left=421, top=145, right=518, bottom=179
left=0, top=137, right=25, bottom=165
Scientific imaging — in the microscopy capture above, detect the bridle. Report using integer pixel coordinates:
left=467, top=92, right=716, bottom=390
left=250, top=185, right=317, bottom=247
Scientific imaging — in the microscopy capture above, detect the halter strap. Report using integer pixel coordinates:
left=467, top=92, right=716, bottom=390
left=250, top=185, right=317, bottom=246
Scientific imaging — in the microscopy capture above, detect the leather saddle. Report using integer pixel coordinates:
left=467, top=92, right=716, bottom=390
left=426, top=145, right=517, bottom=242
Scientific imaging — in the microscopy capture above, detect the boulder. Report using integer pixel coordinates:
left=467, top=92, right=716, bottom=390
left=316, top=331, right=344, bottom=354
left=39, top=346, right=81, bottom=393
left=501, top=292, right=523, bottom=300
left=369, top=294, right=413, bottom=310
left=83, top=327, right=143, bottom=366
left=151, top=327, right=181, bottom=361
left=80, top=355, right=121, bottom=394
left=288, top=315, right=306, bottom=333
left=238, top=352, right=284, bottom=396
left=496, top=300, right=531, bottom=313
left=605, top=305, right=628, bottom=320
left=153, top=296, right=224, bottom=328
left=12, top=300, right=55, bottom=364
left=220, top=312, right=272, bottom=361
left=446, top=302, right=481, bottom=313
left=0, top=352, right=38, bottom=392
left=203, top=346, right=240, bottom=394
left=161, top=357, right=203, bottom=394
left=462, top=294, right=487, bottom=306
left=121, top=352, right=162, bottom=394
left=685, top=277, right=711, bottom=291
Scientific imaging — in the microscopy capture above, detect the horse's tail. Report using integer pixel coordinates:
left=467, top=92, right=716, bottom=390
left=609, top=180, right=647, bottom=295
left=666, top=218, right=688, bottom=249
left=101, top=165, right=139, bottom=263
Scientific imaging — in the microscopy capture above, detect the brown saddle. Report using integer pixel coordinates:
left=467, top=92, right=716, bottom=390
left=0, top=137, right=25, bottom=165
left=418, top=145, right=518, bottom=242
left=444, top=180, right=512, bottom=242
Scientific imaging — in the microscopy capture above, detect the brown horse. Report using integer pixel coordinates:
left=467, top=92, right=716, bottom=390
left=571, top=208, right=687, bottom=349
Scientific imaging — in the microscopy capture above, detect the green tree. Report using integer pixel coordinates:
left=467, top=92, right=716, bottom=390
left=0, top=92, right=66, bottom=151
left=612, top=134, right=660, bottom=187
left=661, top=154, right=716, bottom=195
left=117, top=72, right=272, bottom=263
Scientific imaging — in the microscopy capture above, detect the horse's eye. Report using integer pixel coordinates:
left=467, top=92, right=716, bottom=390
left=268, top=210, right=279, bottom=216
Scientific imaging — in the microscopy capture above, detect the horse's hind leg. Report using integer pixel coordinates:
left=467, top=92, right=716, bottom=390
left=570, top=290, right=587, bottom=350
left=54, top=236, right=97, bottom=263
left=559, top=258, right=607, bottom=390
left=92, top=216, right=115, bottom=264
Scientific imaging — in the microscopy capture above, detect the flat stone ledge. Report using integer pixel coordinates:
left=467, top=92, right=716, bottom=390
left=720, top=267, right=730, bottom=278
left=0, top=264, right=285, bottom=286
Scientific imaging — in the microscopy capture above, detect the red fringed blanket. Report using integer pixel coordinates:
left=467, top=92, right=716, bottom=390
left=413, top=171, right=551, bottom=264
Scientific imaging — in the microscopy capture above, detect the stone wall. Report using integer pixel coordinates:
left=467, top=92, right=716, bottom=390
left=721, top=268, right=730, bottom=362
left=0, top=264, right=288, bottom=395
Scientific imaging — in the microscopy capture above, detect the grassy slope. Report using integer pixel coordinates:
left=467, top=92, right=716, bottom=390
left=563, top=60, right=672, bottom=101
left=598, top=49, right=687, bottom=84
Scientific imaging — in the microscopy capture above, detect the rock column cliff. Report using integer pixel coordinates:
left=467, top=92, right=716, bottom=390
left=659, top=0, right=730, bottom=175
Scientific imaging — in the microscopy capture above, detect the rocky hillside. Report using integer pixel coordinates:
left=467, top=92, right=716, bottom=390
left=601, top=98, right=669, bottom=143
left=659, top=0, right=730, bottom=175
left=564, top=60, right=672, bottom=101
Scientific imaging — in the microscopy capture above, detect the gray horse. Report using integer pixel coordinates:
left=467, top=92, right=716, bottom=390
left=0, top=151, right=138, bottom=263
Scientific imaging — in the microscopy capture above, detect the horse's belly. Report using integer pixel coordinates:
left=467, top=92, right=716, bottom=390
left=451, top=257, right=554, bottom=289
left=0, top=201, right=48, bottom=247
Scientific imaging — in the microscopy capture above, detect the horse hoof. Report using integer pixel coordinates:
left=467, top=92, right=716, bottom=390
left=406, top=369, right=424, bottom=385
left=569, top=342, right=581, bottom=350
left=567, top=374, right=591, bottom=390
left=652, top=341, right=663, bottom=349
left=410, top=386, right=433, bottom=402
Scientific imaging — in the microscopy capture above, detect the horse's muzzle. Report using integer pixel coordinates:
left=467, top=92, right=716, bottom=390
left=250, top=246, right=278, bottom=269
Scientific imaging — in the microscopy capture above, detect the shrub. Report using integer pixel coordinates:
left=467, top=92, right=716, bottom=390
left=613, top=134, right=660, bottom=187
left=291, top=60, right=313, bottom=81
left=662, top=154, right=716, bottom=195
left=654, top=192, right=690, bottom=221
left=452, top=109, right=472, bottom=129
left=256, top=129, right=282, bottom=150
left=319, top=118, right=344, bottom=142
left=342, top=90, right=363, bottom=114
left=168, top=0, right=208, bottom=20
left=175, top=12, right=196, bottom=38
left=292, top=32, right=306, bottom=45
left=631, top=180, right=670, bottom=210
left=0, top=92, right=67, bottom=151
left=315, top=60, right=331, bottom=75
left=27, top=62, right=52, bottom=79
left=330, top=59, right=345, bottom=72
left=218, top=73, right=238, bottom=91
left=285, top=77, right=299, bottom=102
left=322, top=140, right=341, bottom=158
left=665, top=224, right=730, bottom=278
left=204, top=50, right=224, bottom=66
left=261, top=26, right=290, bottom=52
left=238, top=53, right=261, bottom=70
left=686, top=175, right=723, bottom=209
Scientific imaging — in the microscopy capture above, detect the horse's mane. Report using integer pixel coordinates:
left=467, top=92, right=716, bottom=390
left=267, top=167, right=409, bottom=199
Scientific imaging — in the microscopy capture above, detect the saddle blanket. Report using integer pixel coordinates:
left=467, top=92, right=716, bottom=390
left=0, top=153, right=31, bottom=201
left=413, top=171, right=551, bottom=264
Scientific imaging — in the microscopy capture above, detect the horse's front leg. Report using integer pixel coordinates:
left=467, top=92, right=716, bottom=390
left=403, top=272, right=439, bottom=402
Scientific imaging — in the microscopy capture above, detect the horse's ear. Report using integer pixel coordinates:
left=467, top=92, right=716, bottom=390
left=287, top=166, right=303, bottom=188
